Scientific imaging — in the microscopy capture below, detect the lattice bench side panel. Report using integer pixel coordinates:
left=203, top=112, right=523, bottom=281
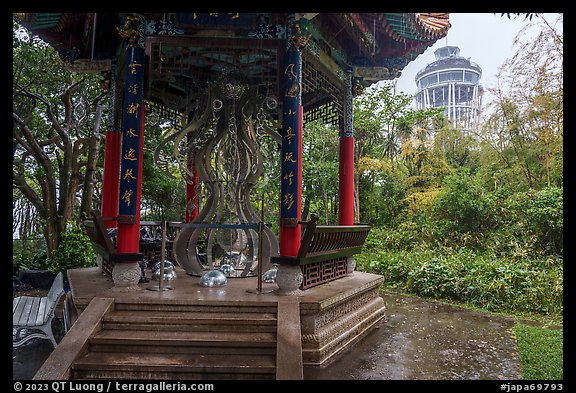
left=300, top=257, right=348, bottom=290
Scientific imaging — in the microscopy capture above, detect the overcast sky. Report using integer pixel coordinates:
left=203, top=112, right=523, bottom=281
left=393, top=13, right=563, bottom=98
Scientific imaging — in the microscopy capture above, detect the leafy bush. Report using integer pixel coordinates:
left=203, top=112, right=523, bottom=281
left=47, top=222, right=96, bottom=275
left=524, top=187, right=563, bottom=254
left=13, top=238, right=49, bottom=275
left=432, top=167, right=490, bottom=232
left=484, top=187, right=563, bottom=257
left=356, top=248, right=563, bottom=319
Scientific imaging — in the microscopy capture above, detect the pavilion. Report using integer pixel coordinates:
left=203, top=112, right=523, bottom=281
left=15, top=12, right=450, bottom=380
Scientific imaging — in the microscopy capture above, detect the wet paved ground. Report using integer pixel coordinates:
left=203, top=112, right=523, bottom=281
left=304, top=290, right=521, bottom=380
left=13, top=290, right=522, bottom=380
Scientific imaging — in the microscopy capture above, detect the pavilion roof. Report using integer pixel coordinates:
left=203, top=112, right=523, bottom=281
left=14, top=13, right=450, bottom=124
left=14, top=13, right=449, bottom=70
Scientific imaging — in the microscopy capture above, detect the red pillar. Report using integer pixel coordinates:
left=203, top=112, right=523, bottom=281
left=338, top=135, right=355, bottom=225
left=279, top=105, right=303, bottom=256
left=101, top=129, right=121, bottom=228
left=279, top=16, right=303, bottom=257
left=116, top=45, right=145, bottom=255
left=116, top=102, right=145, bottom=253
left=338, top=66, right=355, bottom=226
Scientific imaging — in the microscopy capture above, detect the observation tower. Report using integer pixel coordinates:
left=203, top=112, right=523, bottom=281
left=415, top=45, right=482, bottom=130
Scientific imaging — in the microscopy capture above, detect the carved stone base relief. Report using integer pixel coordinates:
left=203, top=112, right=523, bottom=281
left=300, top=285, right=386, bottom=365
left=110, top=262, right=142, bottom=292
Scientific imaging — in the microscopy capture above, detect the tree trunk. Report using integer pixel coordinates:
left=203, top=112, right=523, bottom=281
left=80, top=134, right=102, bottom=223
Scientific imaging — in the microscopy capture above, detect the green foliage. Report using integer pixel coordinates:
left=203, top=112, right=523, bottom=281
left=483, top=187, right=563, bottom=257
left=357, top=161, right=406, bottom=226
left=514, top=324, right=563, bottom=380
left=433, top=167, right=490, bottom=232
left=47, top=222, right=96, bottom=275
left=357, top=248, right=563, bottom=319
left=13, top=239, right=49, bottom=275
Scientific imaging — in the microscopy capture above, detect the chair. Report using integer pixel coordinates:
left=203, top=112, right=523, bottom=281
left=13, top=272, right=65, bottom=348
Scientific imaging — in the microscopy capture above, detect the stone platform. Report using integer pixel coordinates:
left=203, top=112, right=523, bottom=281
left=67, top=267, right=386, bottom=367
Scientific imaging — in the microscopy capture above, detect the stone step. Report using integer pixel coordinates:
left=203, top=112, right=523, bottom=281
left=114, top=300, right=278, bottom=315
left=101, top=310, right=277, bottom=332
left=71, top=352, right=276, bottom=380
left=89, top=329, right=277, bottom=355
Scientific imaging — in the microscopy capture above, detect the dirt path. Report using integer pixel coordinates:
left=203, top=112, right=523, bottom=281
left=304, top=290, right=522, bottom=380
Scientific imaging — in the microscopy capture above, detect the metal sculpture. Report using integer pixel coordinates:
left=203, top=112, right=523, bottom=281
left=155, top=72, right=281, bottom=277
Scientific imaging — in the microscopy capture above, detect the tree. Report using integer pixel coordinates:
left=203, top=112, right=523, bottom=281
left=301, top=120, right=340, bottom=223
left=13, top=21, right=107, bottom=256
left=479, top=14, right=563, bottom=191
left=353, top=83, right=447, bottom=224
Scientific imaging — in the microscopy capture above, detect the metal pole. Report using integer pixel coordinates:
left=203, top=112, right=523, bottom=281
left=158, top=219, right=166, bottom=290
left=247, top=194, right=273, bottom=294
left=147, top=219, right=173, bottom=291
left=257, top=197, right=264, bottom=293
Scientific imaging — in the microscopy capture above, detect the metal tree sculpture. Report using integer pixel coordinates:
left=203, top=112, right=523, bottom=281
left=155, top=74, right=281, bottom=276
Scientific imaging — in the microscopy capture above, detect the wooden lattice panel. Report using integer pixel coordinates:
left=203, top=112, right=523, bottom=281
left=300, top=257, right=348, bottom=289
left=302, top=53, right=345, bottom=127
left=140, top=242, right=175, bottom=264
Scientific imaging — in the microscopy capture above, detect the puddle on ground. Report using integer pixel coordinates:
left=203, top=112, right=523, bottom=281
left=304, top=290, right=522, bottom=380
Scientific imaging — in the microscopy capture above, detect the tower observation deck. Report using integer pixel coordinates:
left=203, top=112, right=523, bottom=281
left=415, top=46, right=482, bottom=130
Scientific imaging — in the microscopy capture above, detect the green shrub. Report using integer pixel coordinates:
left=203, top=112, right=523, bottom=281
left=47, top=222, right=96, bottom=275
left=432, top=167, right=490, bottom=233
left=13, top=238, right=49, bottom=275
left=525, top=187, right=563, bottom=254
left=357, top=248, right=563, bottom=319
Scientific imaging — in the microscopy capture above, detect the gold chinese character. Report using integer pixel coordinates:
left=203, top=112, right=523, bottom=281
left=127, top=102, right=140, bottom=118
left=283, top=193, right=295, bottom=210
left=122, top=189, right=133, bottom=206
left=129, top=62, right=142, bottom=75
left=128, top=83, right=139, bottom=95
left=284, top=127, right=295, bottom=144
left=124, top=148, right=138, bottom=161
left=284, top=152, right=297, bottom=163
left=123, top=168, right=137, bottom=182
left=283, top=171, right=294, bottom=186
left=126, top=127, right=138, bottom=137
left=284, top=63, right=296, bottom=80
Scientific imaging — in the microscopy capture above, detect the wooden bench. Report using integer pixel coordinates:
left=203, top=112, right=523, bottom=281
left=270, top=214, right=371, bottom=289
left=13, top=272, right=65, bottom=348
left=83, top=210, right=143, bottom=279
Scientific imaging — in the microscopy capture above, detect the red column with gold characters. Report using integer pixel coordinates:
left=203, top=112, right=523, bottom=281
left=279, top=14, right=308, bottom=257
left=275, top=14, right=311, bottom=295
left=113, top=44, right=145, bottom=290
left=339, top=66, right=355, bottom=226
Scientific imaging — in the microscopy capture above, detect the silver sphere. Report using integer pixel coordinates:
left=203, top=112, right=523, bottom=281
left=199, top=270, right=228, bottom=287
left=152, top=264, right=177, bottom=281
left=262, top=265, right=278, bottom=283
left=219, top=263, right=237, bottom=277
left=152, top=260, right=175, bottom=271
